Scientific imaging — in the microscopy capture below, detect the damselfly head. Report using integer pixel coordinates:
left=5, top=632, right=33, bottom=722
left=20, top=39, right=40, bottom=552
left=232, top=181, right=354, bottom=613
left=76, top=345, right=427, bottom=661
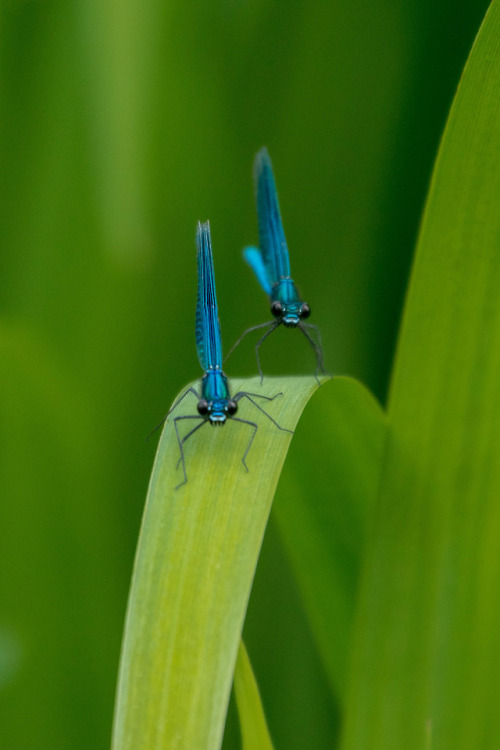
left=209, top=411, right=227, bottom=426
left=271, top=299, right=300, bottom=326
left=198, top=398, right=236, bottom=425
left=271, top=299, right=311, bottom=327
left=207, top=399, right=237, bottom=424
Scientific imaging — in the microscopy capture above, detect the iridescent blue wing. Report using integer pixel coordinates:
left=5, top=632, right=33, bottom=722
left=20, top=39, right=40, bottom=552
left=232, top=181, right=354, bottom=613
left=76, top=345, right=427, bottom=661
left=243, top=246, right=272, bottom=295
left=195, top=221, right=223, bottom=370
left=254, top=147, right=291, bottom=283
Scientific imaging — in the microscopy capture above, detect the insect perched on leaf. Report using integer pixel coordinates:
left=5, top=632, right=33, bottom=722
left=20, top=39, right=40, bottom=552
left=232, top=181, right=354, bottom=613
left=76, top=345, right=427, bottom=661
left=227, top=148, right=327, bottom=382
left=152, top=221, right=292, bottom=489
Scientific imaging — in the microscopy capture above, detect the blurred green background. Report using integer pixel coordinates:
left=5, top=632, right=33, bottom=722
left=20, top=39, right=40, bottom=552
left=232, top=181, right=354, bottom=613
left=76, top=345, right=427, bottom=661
left=0, top=1, right=490, bottom=748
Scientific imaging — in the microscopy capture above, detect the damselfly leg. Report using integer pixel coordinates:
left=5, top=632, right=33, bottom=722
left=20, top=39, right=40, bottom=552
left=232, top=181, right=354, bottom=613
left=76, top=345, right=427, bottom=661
left=173, top=415, right=206, bottom=489
left=298, top=323, right=330, bottom=384
left=224, top=320, right=276, bottom=365
left=233, top=391, right=293, bottom=433
left=146, top=386, right=201, bottom=441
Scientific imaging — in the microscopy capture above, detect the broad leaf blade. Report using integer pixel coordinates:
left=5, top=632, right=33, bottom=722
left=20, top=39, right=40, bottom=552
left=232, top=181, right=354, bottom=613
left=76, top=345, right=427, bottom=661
left=343, top=2, right=500, bottom=748
left=112, top=376, right=322, bottom=750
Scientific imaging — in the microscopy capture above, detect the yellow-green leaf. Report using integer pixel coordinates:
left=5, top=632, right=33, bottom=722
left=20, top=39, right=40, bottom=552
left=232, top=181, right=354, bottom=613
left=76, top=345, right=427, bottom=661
left=233, top=641, right=274, bottom=750
left=111, top=376, right=324, bottom=750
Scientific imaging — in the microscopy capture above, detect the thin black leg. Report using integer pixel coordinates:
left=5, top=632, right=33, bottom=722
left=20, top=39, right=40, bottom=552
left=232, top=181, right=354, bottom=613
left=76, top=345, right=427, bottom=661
left=224, top=321, right=275, bottom=363
left=233, top=391, right=283, bottom=403
left=238, top=394, right=294, bottom=433
left=254, top=322, right=280, bottom=383
left=146, top=386, right=201, bottom=441
left=173, top=415, right=206, bottom=489
left=231, top=417, right=258, bottom=471
left=175, top=417, right=208, bottom=469
left=301, top=323, right=330, bottom=374
left=168, top=387, right=202, bottom=416
left=302, top=322, right=323, bottom=355
left=298, top=324, right=327, bottom=384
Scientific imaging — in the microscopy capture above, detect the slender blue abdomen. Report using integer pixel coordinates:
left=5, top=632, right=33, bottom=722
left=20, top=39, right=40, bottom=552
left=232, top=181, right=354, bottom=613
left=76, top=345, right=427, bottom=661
left=254, top=147, right=291, bottom=282
left=195, top=221, right=224, bottom=371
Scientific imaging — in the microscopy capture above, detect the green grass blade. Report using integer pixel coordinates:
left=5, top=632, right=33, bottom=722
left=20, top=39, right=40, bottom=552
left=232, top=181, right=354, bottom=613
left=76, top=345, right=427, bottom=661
left=111, top=376, right=322, bottom=750
left=343, top=2, right=500, bottom=748
left=274, top=376, right=387, bottom=700
left=233, top=641, right=275, bottom=750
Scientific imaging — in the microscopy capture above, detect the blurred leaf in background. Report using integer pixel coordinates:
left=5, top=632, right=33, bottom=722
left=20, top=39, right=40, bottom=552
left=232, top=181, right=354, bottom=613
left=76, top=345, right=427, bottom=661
left=0, top=0, right=491, bottom=748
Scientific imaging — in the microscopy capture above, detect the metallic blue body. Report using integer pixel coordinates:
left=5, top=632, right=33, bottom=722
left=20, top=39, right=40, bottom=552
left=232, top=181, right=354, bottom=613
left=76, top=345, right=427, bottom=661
left=161, top=220, right=292, bottom=489
left=196, top=222, right=233, bottom=425
left=231, top=148, right=326, bottom=380
left=254, top=147, right=291, bottom=281
left=244, top=147, right=305, bottom=326
left=196, top=221, right=223, bottom=371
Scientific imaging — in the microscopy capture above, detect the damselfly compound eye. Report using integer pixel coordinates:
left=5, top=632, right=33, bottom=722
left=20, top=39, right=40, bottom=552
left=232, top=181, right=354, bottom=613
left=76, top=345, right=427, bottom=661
left=197, top=399, right=209, bottom=416
left=271, top=301, right=283, bottom=317
left=300, top=303, right=311, bottom=319
left=226, top=400, right=238, bottom=416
